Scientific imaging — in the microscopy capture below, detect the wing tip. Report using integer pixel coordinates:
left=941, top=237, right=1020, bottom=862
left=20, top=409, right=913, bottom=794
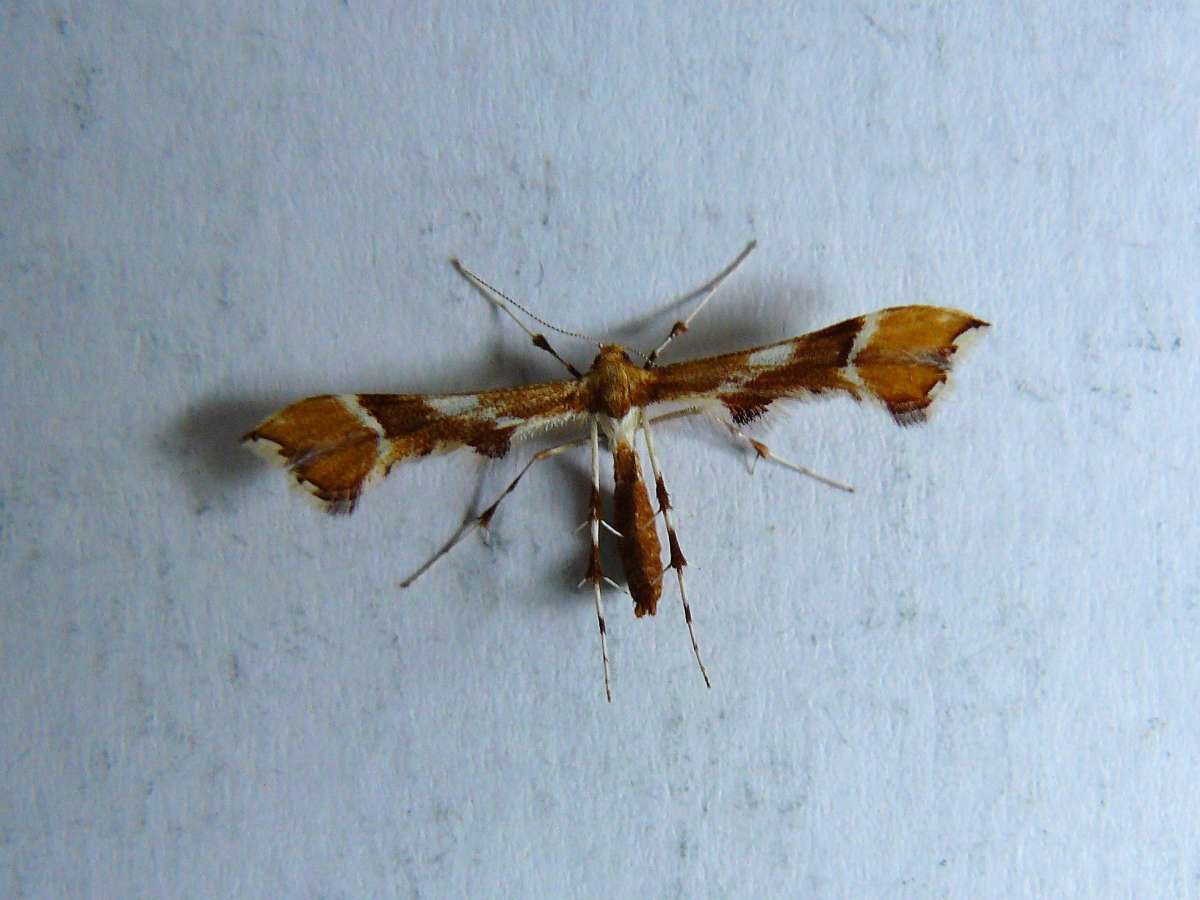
left=243, top=432, right=289, bottom=466
left=883, top=308, right=989, bottom=426
left=295, top=476, right=360, bottom=515
left=244, top=424, right=374, bottom=516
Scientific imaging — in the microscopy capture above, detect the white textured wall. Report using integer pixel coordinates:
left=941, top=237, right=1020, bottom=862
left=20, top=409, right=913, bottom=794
left=3, top=3, right=1198, bottom=897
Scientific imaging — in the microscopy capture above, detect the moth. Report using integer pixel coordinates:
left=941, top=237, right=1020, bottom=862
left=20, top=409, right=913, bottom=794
left=244, top=242, right=988, bottom=700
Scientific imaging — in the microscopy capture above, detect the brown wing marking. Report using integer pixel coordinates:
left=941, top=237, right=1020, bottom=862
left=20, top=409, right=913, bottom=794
left=244, top=380, right=588, bottom=514
left=645, top=306, right=987, bottom=426
left=243, top=395, right=382, bottom=514
left=648, top=315, right=863, bottom=424
left=849, top=306, right=988, bottom=424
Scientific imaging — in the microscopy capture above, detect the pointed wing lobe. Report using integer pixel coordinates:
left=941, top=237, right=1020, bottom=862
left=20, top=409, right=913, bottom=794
left=244, top=381, right=587, bottom=513
left=648, top=305, right=988, bottom=426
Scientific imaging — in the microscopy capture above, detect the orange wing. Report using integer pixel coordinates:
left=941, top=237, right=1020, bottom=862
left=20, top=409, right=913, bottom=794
left=648, top=305, right=988, bottom=426
left=244, top=381, right=588, bottom=513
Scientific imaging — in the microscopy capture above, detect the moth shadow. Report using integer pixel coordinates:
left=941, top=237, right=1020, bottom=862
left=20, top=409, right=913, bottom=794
left=163, top=395, right=285, bottom=515
left=350, top=336, right=555, bottom=395
left=165, top=340, right=543, bottom=519
left=603, top=276, right=820, bottom=362
left=527, top=457, right=648, bottom=618
left=479, top=447, right=628, bottom=611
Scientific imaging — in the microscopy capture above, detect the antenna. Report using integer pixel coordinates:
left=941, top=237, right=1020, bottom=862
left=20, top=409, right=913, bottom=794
left=645, top=240, right=757, bottom=366
left=451, top=260, right=602, bottom=346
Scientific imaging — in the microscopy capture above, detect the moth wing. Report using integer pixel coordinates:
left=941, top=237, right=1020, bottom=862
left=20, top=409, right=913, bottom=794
left=647, top=305, right=988, bottom=426
left=244, top=380, right=588, bottom=514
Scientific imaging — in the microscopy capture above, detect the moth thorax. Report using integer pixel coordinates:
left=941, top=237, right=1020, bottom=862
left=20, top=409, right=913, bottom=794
left=589, top=347, right=640, bottom=419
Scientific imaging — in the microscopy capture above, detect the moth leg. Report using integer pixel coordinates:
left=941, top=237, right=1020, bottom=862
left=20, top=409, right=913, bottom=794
left=640, top=414, right=711, bottom=689
left=645, top=240, right=757, bottom=367
left=574, top=518, right=622, bottom=538
left=643, top=409, right=707, bottom=520
left=586, top=418, right=613, bottom=702
left=713, top=418, right=855, bottom=493
left=451, top=259, right=584, bottom=379
left=646, top=406, right=707, bottom=426
left=399, top=436, right=587, bottom=589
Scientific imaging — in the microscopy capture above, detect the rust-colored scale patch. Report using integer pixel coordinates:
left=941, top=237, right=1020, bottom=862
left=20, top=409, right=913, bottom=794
left=292, top=434, right=379, bottom=513
left=647, top=353, right=741, bottom=404
left=243, top=395, right=382, bottom=513
left=853, top=306, right=988, bottom=425
left=742, top=316, right=864, bottom=397
left=466, top=424, right=517, bottom=458
left=666, top=528, right=687, bottom=572
left=586, top=541, right=603, bottom=587
left=247, top=381, right=590, bottom=515
left=356, top=394, right=442, bottom=437
left=612, top=441, right=663, bottom=617
left=649, top=315, right=865, bottom=408
left=361, top=381, right=587, bottom=463
left=481, top=380, right=587, bottom=419
left=246, top=396, right=368, bottom=462
left=786, top=315, right=863, bottom=367
left=653, top=474, right=671, bottom=512
left=356, top=393, right=446, bottom=459
left=720, top=394, right=773, bottom=425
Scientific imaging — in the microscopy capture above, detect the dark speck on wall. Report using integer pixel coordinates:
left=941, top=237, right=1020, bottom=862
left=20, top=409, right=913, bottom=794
left=68, top=64, right=100, bottom=132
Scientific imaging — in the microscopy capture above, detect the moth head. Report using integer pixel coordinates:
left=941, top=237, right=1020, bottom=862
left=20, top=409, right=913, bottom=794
left=592, top=344, right=633, bottom=367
